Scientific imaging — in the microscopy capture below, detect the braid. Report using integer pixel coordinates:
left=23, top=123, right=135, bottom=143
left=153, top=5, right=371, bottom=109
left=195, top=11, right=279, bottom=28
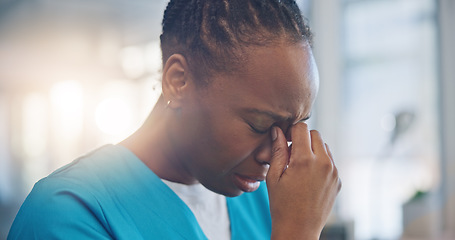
left=160, top=0, right=313, bottom=85
left=161, top=0, right=185, bottom=34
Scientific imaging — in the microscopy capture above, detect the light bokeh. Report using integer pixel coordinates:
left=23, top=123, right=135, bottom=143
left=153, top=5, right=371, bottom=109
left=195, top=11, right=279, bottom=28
left=0, top=1, right=454, bottom=240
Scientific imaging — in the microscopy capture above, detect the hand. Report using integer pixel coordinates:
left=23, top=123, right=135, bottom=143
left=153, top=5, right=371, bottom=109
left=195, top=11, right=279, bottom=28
left=266, top=123, right=341, bottom=240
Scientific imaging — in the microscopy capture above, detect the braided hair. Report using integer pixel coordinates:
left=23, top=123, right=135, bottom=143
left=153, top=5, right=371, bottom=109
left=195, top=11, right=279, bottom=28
left=160, top=0, right=312, bottom=85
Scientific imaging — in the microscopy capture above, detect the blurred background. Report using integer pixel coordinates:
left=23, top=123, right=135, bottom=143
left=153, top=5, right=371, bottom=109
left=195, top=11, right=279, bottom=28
left=0, top=0, right=453, bottom=239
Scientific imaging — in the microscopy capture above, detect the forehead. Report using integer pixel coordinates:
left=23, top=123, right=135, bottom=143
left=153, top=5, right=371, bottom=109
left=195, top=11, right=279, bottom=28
left=216, top=42, right=319, bottom=121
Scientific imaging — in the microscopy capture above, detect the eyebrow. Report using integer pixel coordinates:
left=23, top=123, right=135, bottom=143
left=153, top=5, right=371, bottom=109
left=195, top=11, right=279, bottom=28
left=245, top=108, right=311, bottom=122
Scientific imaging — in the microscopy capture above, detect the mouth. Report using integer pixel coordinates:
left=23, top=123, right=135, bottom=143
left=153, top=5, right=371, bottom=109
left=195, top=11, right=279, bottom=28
left=233, top=174, right=265, bottom=193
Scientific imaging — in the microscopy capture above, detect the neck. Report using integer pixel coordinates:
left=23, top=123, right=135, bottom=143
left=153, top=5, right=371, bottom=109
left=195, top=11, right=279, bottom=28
left=119, top=95, right=197, bottom=185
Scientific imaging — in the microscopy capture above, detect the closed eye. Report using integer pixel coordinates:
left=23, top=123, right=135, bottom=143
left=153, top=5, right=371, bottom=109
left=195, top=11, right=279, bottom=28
left=248, top=123, right=270, bottom=135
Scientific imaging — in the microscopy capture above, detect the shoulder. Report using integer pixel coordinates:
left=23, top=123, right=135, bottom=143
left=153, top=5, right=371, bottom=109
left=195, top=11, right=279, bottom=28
left=8, top=176, right=112, bottom=239
left=8, top=145, right=129, bottom=239
left=8, top=145, right=199, bottom=239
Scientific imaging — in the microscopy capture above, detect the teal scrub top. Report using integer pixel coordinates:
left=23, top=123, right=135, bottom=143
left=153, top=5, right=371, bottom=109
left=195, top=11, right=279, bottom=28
left=8, top=145, right=272, bottom=239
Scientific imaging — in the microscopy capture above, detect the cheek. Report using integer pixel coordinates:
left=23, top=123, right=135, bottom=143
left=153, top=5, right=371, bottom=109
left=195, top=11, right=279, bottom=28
left=187, top=100, right=260, bottom=168
left=208, top=121, right=260, bottom=168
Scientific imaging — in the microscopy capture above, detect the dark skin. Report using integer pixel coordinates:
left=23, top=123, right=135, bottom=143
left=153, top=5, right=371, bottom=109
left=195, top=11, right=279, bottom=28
left=120, top=41, right=341, bottom=239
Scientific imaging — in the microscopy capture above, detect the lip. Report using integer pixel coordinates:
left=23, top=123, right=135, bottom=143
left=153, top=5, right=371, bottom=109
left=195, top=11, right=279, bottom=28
left=233, top=174, right=265, bottom=193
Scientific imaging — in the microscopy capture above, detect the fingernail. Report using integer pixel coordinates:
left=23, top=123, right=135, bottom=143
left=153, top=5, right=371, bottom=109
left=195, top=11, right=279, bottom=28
left=271, top=127, right=278, bottom=141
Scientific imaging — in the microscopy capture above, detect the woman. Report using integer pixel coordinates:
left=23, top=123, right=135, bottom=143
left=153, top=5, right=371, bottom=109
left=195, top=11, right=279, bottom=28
left=8, top=0, right=341, bottom=239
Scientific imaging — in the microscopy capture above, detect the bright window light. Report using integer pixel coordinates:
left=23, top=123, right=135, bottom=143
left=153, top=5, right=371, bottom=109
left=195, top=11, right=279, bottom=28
left=22, top=93, right=48, bottom=158
left=50, top=80, right=84, bottom=139
left=120, top=46, right=145, bottom=79
left=95, top=98, right=132, bottom=137
left=50, top=80, right=84, bottom=111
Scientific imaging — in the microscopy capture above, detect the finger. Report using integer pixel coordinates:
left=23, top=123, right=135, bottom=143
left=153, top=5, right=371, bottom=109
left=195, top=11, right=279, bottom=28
left=266, top=127, right=289, bottom=184
left=337, top=177, right=342, bottom=192
left=326, top=144, right=341, bottom=192
left=310, top=130, right=327, bottom=155
left=289, top=122, right=312, bottom=157
left=325, top=143, right=335, bottom=164
left=325, top=143, right=333, bottom=158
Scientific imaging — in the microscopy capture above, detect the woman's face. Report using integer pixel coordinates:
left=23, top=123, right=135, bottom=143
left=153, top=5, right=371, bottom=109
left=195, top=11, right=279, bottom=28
left=172, top=42, right=319, bottom=197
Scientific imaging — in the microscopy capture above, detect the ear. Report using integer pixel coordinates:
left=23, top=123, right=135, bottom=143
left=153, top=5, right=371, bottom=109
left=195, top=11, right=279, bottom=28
left=161, top=54, right=194, bottom=109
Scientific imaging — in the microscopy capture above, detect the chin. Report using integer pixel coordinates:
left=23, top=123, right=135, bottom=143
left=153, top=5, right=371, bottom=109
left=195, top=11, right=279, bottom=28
left=201, top=182, right=244, bottom=197
left=222, top=190, right=244, bottom=198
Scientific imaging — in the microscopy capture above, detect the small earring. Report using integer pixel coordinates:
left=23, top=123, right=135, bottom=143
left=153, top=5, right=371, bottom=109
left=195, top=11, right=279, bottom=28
left=165, top=100, right=171, bottom=108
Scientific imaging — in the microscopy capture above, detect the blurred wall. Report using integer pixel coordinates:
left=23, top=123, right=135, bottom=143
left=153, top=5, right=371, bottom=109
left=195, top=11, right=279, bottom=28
left=438, top=0, right=455, bottom=235
left=311, top=0, right=454, bottom=239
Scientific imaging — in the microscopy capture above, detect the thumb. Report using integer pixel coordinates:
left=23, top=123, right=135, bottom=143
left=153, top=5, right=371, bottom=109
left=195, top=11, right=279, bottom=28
left=266, top=127, right=289, bottom=184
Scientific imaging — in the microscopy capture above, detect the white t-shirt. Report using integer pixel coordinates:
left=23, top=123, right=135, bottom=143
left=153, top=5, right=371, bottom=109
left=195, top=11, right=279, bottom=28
left=161, top=180, right=231, bottom=240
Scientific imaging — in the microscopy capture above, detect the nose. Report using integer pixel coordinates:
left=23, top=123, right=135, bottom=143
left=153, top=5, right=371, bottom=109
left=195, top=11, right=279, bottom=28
left=254, top=137, right=273, bottom=165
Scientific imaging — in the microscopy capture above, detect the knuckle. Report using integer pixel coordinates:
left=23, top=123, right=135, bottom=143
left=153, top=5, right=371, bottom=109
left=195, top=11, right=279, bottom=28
left=271, top=145, right=285, bottom=159
left=271, top=145, right=281, bottom=155
left=333, top=165, right=339, bottom=176
left=320, top=158, right=334, bottom=171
